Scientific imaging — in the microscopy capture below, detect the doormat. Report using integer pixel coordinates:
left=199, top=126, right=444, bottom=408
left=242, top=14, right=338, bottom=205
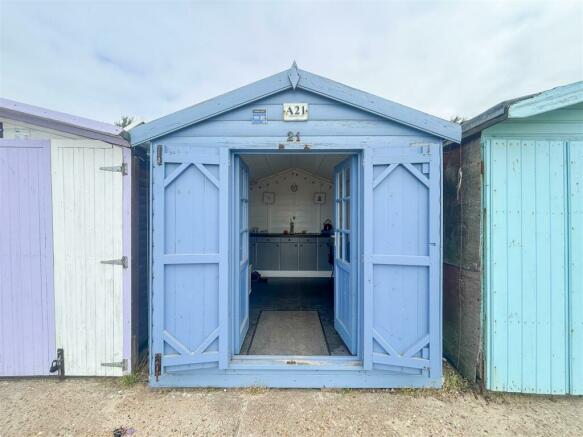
left=248, top=311, right=329, bottom=355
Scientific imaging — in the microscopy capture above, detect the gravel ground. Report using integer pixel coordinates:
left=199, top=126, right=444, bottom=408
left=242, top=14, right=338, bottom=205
left=0, top=366, right=581, bottom=436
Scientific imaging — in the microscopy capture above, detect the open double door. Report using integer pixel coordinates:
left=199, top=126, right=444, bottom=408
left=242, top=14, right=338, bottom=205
left=153, top=145, right=439, bottom=378
left=232, top=154, right=358, bottom=356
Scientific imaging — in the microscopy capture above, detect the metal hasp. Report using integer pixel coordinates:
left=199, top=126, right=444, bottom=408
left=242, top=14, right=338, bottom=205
left=49, top=348, right=65, bottom=378
left=154, top=353, right=162, bottom=381
left=100, top=256, right=128, bottom=268
left=99, top=162, right=128, bottom=175
left=101, top=359, right=128, bottom=371
left=156, top=144, right=163, bottom=165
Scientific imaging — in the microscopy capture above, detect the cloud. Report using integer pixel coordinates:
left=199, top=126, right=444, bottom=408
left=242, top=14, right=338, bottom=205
left=1, top=0, right=581, bottom=124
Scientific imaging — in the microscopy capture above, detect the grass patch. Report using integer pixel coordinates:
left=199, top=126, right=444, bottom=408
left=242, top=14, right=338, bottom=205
left=442, top=361, right=472, bottom=394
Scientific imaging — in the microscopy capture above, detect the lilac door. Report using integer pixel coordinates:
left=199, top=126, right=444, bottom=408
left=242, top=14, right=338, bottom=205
left=0, top=140, right=55, bottom=376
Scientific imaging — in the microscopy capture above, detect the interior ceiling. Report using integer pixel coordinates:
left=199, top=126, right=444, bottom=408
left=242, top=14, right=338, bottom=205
left=241, top=154, right=349, bottom=183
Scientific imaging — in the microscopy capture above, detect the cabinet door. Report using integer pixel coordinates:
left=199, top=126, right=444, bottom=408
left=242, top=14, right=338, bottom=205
left=249, top=238, right=257, bottom=269
left=317, top=240, right=332, bottom=271
left=299, top=242, right=317, bottom=270
left=280, top=242, right=299, bottom=270
left=257, top=242, right=280, bottom=270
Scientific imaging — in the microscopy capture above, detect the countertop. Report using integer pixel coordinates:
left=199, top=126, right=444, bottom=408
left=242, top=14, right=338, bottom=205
left=250, top=232, right=332, bottom=238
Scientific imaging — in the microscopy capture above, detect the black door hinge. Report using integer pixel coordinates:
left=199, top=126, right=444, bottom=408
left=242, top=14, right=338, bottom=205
left=49, top=348, right=65, bottom=378
left=154, top=353, right=162, bottom=381
left=156, top=145, right=163, bottom=166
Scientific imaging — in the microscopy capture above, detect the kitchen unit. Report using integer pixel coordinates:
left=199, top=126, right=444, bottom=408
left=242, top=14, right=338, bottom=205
left=250, top=234, right=332, bottom=275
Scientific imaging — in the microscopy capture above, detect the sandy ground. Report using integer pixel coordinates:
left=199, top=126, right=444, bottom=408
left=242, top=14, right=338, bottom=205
left=0, top=368, right=581, bottom=436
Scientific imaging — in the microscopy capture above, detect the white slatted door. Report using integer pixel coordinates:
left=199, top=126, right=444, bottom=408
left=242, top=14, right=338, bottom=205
left=52, top=140, right=125, bottom=376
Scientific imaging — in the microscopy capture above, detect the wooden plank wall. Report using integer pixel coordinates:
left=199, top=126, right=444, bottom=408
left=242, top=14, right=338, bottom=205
left=442, top=135, right=483, bottom=383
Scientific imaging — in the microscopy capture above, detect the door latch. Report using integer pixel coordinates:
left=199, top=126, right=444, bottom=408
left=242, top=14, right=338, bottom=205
left=101, top=359, right=128, bottom=371
left=156, top=144, right=163, bottom=166
left=154, top=353, right=162, bottom=381
left=101, top=256, right=128, bottom=268
left=49, top=348, right=65, bottom=378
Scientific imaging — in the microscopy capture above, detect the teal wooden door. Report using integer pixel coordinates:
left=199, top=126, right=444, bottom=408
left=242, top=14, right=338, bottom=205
left=484, top=138, right=576, bottom=394
left=234, top=156, right=250, bottom=353
left=151, top=145, right=229, bottom=377
left=334, top=156, right=358, bottom=354
left=363, top=145, right=441, bottom=378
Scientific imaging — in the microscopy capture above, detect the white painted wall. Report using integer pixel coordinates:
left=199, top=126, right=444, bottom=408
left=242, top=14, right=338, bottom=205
left=249, top=168, right=334, bottom=233
left=0, top=118, right=80, bottom=140
left=51, top=139, right=124, bottom=376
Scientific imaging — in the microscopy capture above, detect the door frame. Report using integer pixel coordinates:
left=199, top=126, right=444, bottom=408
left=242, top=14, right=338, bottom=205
left=229, top=149, right=363, bottom=366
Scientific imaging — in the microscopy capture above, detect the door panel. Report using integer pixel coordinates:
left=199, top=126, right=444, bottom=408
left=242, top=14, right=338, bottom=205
left=249, top=237, right=257, bottom=269
left=317, top=240, right=332, bottom=271
left=152, top=145, right=227, bottom=373
left=299, top=242, right=317, bottom=270
left=51, top=140, right=124, bottom=376
left=0, top=140, right=55, bottom=376
left=334, top=156, right=357, bottom=354
left=280, top=242, right=299, bottom=270
left=234, top=156, right=250, bottom=353
left=257, top=242, right=280, bottom=270
left=364, top=145, right=440, bottom=377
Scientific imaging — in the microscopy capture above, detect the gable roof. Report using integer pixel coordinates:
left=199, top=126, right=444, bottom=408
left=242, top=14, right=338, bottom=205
left=130, top=63, right=461, bottom=144
left=462, top=80, right=583, bottom=139
left=0, top=98, right=129, bottom=147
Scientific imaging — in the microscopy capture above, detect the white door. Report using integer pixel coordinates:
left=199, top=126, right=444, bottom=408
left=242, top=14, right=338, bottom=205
left=51, top=140, right=125, bottom=376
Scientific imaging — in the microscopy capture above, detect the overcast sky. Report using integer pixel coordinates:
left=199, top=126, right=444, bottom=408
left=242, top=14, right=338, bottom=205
left=1, top=1, right=582, bottom=125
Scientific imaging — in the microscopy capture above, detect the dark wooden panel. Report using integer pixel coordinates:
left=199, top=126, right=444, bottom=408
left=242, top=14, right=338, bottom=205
left=131, top=146, right=150, bottom=368
left=443, top=136, right=482, bottom=270
left=443, top=263, right=483, bottom=384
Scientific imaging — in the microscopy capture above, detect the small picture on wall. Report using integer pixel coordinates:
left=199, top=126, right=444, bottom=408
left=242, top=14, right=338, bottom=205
left=313, top=192, right=326, bottom=204
left=263, top=191, right=275, bottom=204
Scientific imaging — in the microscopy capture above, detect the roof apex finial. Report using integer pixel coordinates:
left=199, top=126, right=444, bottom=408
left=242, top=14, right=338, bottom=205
left=288, top=61, right=300, bottom=90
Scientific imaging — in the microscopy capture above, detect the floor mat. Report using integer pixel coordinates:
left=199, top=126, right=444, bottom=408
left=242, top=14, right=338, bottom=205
left=248, top=310, right=329, bottom=355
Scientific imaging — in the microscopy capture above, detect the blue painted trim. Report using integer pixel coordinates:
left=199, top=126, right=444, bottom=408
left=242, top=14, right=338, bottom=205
left=219, top=148, right=230, bottom=369
left=149, top=369, right=441, bottom=389
left=130, top=66, right=460, bottom=145
left=362, top=147, right=374, bottom=370
left=509, top=81, right=583, bottom=118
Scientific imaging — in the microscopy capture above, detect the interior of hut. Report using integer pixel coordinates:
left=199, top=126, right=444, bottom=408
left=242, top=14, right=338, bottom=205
left=238, top=153, right=355, bottom=357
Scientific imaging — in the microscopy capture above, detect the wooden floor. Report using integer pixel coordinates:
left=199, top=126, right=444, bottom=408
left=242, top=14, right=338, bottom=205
left=240, top=278, right=351, bottom=356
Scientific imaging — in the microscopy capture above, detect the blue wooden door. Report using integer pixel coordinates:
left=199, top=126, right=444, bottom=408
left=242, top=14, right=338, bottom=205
left=334, top=156, right=358, bottom=354
left=234, top=156, right=250, bottom=353
left=363, top=144, right=441, bottom=378
left=152, top=145, right=229, bottom=374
